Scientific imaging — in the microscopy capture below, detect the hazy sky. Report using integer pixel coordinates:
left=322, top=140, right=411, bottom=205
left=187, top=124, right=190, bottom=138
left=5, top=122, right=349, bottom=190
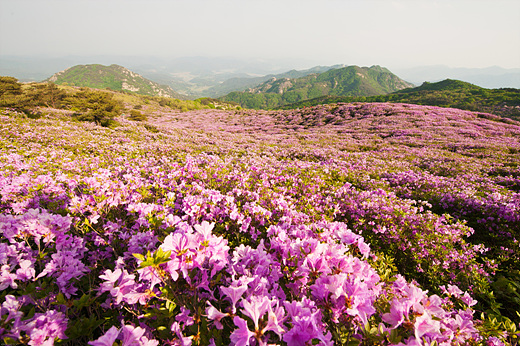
left=1, top=0, right=519, bottom=70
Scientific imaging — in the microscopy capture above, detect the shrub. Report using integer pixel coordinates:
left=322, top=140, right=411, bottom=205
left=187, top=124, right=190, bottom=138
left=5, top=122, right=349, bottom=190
left=68, top=90, right=122, bottom=126
left=128, top=109, right=147, bottom=121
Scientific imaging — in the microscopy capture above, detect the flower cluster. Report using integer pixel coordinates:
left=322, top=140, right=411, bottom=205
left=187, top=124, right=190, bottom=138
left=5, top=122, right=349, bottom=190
left=1, top=103, right=519, bottom=345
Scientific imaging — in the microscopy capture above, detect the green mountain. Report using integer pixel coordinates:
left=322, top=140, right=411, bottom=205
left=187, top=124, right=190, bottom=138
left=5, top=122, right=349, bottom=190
left=280, top=79, right=520, bottom=121
left=47, top=64, right=187, bottom=99
left=204, top=65, right=346, bottom=97
left=220, top=65, right=414, bottom=109
left=398, top=79, right=482, bottom=92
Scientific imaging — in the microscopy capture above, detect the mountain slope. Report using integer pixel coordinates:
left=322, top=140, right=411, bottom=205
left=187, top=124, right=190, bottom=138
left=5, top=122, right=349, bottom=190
left=220, top=65, right=414, bottom=109
left=279, top=79, right=520, bottom=121
left=47, top=64, right=187, bottom=99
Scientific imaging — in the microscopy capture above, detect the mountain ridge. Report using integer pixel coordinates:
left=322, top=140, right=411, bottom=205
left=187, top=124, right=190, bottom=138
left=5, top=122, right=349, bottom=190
left=202, top=64, right=347, bottom=97
left=221, top=65, right=413, bottom=109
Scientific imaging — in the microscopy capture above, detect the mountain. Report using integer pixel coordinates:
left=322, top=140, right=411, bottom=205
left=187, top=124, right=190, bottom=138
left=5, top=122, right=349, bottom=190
left=279, top=79, right=520, bottom=121
left=397, top=78, right=482, bottom=92
left=203, top=65, right=346, bottom=98
left=220, top=65, right=414, bottom=109
left=392, top=65, right=520, bottom=89
left=47, top=64, right=187, bottom=99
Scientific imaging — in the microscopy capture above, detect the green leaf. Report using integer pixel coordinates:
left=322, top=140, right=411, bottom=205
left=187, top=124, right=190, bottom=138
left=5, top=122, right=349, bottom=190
left=56, top=292, right=67, bottom=305
left=166, top=300, right=176, bottom=314
left=133, top=253, right=145, bottom=261
left=72, top=294, right=92, bottom=310
left=2, top=337, right=18, bottom=345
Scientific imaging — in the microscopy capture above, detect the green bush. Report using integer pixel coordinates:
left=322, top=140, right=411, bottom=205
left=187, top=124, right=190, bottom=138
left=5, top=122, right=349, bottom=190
left=128, top=109, right=147, bottom=121
left=24, top=83, right=67, bottom=109
left=68, top=90, right=123, bottom=126
left=0, top=76, right=22, bottom=97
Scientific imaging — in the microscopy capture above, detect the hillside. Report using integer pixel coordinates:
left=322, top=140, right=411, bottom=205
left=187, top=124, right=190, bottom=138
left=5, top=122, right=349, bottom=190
left=280, top=79, right=520, bottom=120
left=220, top=65, right=414, bottom=109
left=47, top=64, right=187, bottom=99
left=0, top=76, right=241, bottom=127
left=1, top=101, right=520, bottom=344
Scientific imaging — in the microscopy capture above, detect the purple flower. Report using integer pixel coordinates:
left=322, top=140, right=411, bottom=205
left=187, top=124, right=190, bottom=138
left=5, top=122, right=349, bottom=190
left=414, top=312, right=440, bottom=339
left=206, top=302, right=228, bottom=330
left=241, top=295, right=270, bottom=331
left=98, top=268, right=136, bottom=305
left=382, top=300, right=406, bottom=328
left=120, top=324, right=146, bottom=345
left=220, top=283, right=248, bottom=313
left=487, top=336, right=506, bottom=346
left=88, top=326, right=119, bottom=346
left=171, top=322, right=193, bottom=346
left=20, top=310, right=68, bottom=346
left=176, top=307, right=194, bottom=327
left=230, top=316, right=254, bottom=346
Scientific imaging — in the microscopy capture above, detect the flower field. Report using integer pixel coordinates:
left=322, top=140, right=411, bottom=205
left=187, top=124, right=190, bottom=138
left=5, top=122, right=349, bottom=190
left=1, top=102, right=519, bottom=345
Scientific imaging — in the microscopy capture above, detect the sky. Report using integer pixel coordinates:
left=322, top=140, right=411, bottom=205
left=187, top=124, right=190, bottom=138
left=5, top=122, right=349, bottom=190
left=0, top=0, right=519, bottom=70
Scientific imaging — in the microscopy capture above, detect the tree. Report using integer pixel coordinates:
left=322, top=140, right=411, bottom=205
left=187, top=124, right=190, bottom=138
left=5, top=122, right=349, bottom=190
left=0, top=76, right=22, bottom=97
left=0, top=76, right=32, bottom=112
left=25, top=83, right=66, bottom=108
left=128, top=109, right=147, bottom=121
left=69, top=90, right=122, bottom=126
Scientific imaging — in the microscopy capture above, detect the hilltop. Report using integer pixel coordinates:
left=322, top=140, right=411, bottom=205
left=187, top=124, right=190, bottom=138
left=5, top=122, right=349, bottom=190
left=279, top=79, right=520, bottom=121
left=47, top=64, right=187, bottom=99
left=220, top=65, right=413, bottom=109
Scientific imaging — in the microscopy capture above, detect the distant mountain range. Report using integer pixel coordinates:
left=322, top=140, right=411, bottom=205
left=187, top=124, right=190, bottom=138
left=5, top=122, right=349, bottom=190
left=2, top=56, right=518, bottom=96
left=393, top=65, right=520, bottom=89
left=221, top=65, right=414, bottom=109
left=46, top=64, right=186, bottom=99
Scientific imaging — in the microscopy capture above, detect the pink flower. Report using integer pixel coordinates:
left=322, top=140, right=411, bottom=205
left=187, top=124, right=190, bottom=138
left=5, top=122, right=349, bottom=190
left=120, top=324, right=146, bottom=345
left=98, top=268, right=136, bottom=305
left=88, top=326, right=119, bottom=346
left=242, top=295, right=270, bottom=331
left=206, top=302, right=228, bottom=329
left=262, top=302, right=285, bottom=337
left=230, top=316, right=254, bottom=346
left=221, top=283, right=248, bottom=313
left=20, top=310, right=68, bottom=346
left=382, top=300, right=406, bottom=329
left=414, top=312, right=440, bottom=339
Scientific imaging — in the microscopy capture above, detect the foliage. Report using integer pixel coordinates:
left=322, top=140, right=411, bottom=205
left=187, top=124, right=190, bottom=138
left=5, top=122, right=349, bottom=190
left=66, top=89, right=122, bottom=126
left=128, top=109, right=147, bottom=121
left=24, top=83, right=67, bottom=109
left=0, top=76, right=23, bottom=97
